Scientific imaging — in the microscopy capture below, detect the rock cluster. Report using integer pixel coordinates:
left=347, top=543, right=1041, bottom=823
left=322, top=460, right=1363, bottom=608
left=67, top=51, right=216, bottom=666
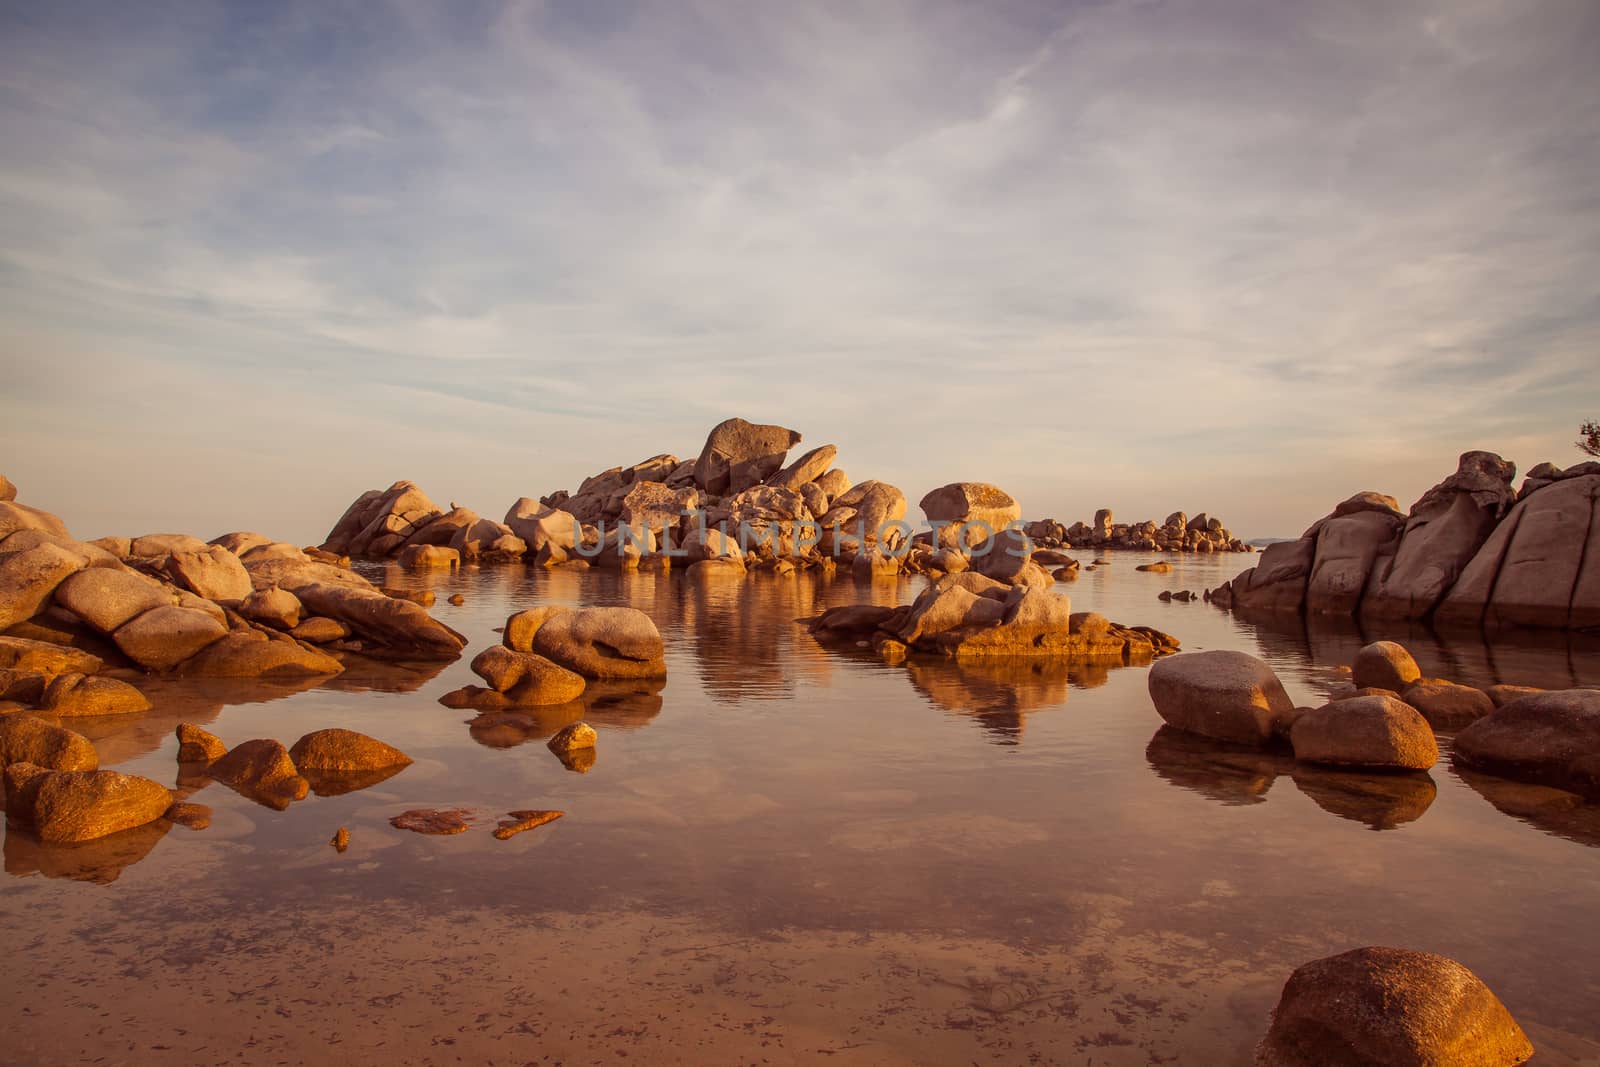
left=1210, top=452, right=1600, bottom=630
left=809, top=575, right=1179, bottom=664
left=1148, top=644, right=1446, bottom=773
left=0, top=478, right=465, bottom=679
left=440, top=606, right=666, bottom=709
left=1050, top=509, right=1252, bottom=553
left=181, top=723, right=413, bottom=808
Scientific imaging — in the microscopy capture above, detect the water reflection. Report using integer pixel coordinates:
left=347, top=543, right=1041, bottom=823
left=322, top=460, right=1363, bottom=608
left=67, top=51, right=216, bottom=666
left=464, top=681, right=664, bottom=749
left=1145, top=726, right=1437, bottom=829
left=4, top=819, right=171, bottom=885
left=905, top=658, right=1109, bottom=743
left=1452, top=765, right=1600, bottom=848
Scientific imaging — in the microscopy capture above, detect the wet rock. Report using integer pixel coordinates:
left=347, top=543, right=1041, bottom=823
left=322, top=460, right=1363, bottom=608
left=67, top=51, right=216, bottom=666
left=1137, top=562, right=1173, bottom=573
left=165, top=802, right=212, bottom=830
left=547, top=721, right=597, bottom=755
left=447, top=594, right=465, bottom=606
left=693, top=417, right=803, bottom=495
left=918, top=483, right=1021, bottom=548
left=163, top=544, right=252, bottom=602
left=851, top=548, right=901, bottom=581
left=493, top=809, right=565, bottom=840
left=239, top=585, right=301, bottom=630
left=530, top=607, right=667, bottom=679
left=1148, top=651, right=1297, bottom=746
left=331, top=825, right=350, bottom=851
left=1453, top=689, right=1600, bottom=797
left=206, top=738, right=310, bottom=808
left=1403, top=679, right=1493, bottom=728
left=1351, top=641, right=1421, bottom=692
left=398, top=543, right=459, bottom=571
left=176, top=723, right=226, bottom=763
left=0, top=715, right=98, bottom=771
left=16, top=767, right=174, bottom=844
left=290, top=581, right=465, bottom=659
left=288, top=616, right=350, bottom=644
left=112, top=605, right=228, bottom=671
left=1289, top=695, right=1438, bottom=770
left=467, top=645, right=588, bottom=705
left=288, top=727, right=411, bottom=773
left=37, top=672, right=151, bottom=716
left=390, top=808, right=474, bottom=835
left=51, top=567, right=176, bottom=633
left=174, top=626, right=344, bottom=678
left=1256, top=946, right=1533, bottom=1066
left=808, top=604, right=899, bottom=641
left=0, top=542, right=87, bottom=631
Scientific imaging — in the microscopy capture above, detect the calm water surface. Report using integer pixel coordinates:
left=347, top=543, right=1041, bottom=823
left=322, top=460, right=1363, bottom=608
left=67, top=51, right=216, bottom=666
left=3, top=553, right=1599, bottom=1065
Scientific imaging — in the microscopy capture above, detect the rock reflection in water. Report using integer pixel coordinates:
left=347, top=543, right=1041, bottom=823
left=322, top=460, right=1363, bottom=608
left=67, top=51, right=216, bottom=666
left=906, top=658, right=1114, bottom=743
left=466, top=680, right=664, bottom=749
left=1232, top=607, right=1600, bottom=691
left=3, top=818, right=172, bottom=885
left=679, top=571, right=839, bottom=704
left=1145, top=726, right=1436, bottom=828
left=1452, top=766, right=1600, bottom=848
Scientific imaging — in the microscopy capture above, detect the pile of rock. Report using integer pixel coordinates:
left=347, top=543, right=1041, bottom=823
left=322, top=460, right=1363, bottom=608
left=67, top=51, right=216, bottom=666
left=1050, top=509, right=1251, bottom=553
left=0, top=476, right=465, bottom=675
left=1209, top=451, right=1600, bottom=630
left=180, top=723, right=413, bottom=809
left=809, top=574, right=1179, bottom=664
left=440, top=605, right=666, bottom=709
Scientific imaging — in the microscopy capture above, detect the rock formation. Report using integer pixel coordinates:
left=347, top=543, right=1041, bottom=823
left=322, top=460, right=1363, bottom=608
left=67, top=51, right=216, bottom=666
left=1210, top=452, right=1599, bottom=631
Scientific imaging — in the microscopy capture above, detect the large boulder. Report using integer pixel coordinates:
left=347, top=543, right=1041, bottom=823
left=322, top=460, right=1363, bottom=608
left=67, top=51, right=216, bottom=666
left=919, top=483, right=1022, bottom=548
left=0, top=542, right=87, bottom=631
left=206, top=738, right=309, bottom=808
left=163, top=544, right=252, bottom=602
left=692, top=418, right=802, bottom=495
left=1352, top=641, right=1421, bottom=692
left=1148, top=651, right=1296, bottom=745
left=13, top=767, right=174, bottom=844
left=530, top=607, right=667, bottom=679
left=819, top=481, right=907, bottom=548
left=0, top=716, right=98, bottom=771
left=173, top=627, right=344, bottom=678
left=0, top=636, right=102, bottom=676
left=1222, top=539, right=1316, bottom=613
left=239, top=585, right=302, bottom=630
left=1255, top=946, right=1533, bottom=1066
left=112, top=605, right=228, bottom=671
left=504, top=499, right=579, bottom=556
left=969, top=528, right=1033, bottom=582
left=767, top=445, right=837, bottom=491
left=52, top=568, right=176, bottom=633
left=288, top=728, right=412, bottom=772
left=1303, top=500, right=1404, bottom=614
left=1436, top=474, right=1600, bottom=630
left=324, top=480, right=443, bottom=558
left=1363, top=451, right=1516, bottom=620
left=288, top=582, right=466, bottom=659
left=1289, top=695, right=1438, bottom=770
left=1453, top=689, right=1600, bottom=797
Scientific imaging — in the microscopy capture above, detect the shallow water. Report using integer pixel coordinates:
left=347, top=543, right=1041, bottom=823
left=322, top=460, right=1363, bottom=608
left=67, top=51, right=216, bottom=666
left=4, top=553, right=1600, bottom=1065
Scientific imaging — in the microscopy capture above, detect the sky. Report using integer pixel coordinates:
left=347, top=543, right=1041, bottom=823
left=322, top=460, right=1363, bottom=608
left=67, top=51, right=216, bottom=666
left=2, top=0, right=1598, bottom=545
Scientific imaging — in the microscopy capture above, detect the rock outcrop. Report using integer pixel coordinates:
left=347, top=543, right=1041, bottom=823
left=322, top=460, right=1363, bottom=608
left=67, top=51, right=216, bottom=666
left=1256, top=946, right=1533, bottom=1066
left=1211, top=452, right=1598, bottom=631
left=1453, top=689, right=1600, bottom=798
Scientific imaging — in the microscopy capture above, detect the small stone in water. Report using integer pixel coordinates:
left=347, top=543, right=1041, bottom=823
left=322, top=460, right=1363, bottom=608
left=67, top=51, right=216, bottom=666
left=389, top=808, right=474, bottom=835
left=493, top=809, right=564, bottom=840
left=331, top=826, right=350, bottom=852
left=448, top=594, right=465, bottom=606
left=166, top=802, right=212, bottom=830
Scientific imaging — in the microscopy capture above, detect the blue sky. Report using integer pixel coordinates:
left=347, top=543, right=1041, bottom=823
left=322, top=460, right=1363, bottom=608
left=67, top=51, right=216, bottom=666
left=2, top=0, right=1597, bottom=543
